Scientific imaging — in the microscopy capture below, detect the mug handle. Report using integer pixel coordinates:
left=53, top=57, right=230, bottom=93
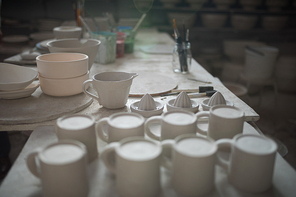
left=215, top=139, right=232, bottom=172
left=82, top=79, right=100, bottom=101
left=26, top=149, right=42, bottom=178
left=160, top=140, right=174, bottom=170
left=195, top=111, right=210, bottom=137
left=144, top=116, right=162, bottom=141
left=96, top=117, right=109, bottom=143
left=100, top=142, right=119, bottom=174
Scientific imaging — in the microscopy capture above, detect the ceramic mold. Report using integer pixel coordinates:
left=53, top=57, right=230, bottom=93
left=201, top=91, right=233, bottom=111
left=130, top=93, right=164, bottom=118
left=166, top=91, right=199, bottom=113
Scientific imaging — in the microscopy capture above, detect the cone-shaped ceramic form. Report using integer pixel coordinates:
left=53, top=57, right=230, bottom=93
left=138, top=93, right=157, bottom=111
left=173, top=91, right=192, bottom=108
left=207, top=91, right=226, bottom=106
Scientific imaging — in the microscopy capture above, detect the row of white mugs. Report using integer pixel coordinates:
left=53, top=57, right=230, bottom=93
left=26, top=106, right=277, bottom=197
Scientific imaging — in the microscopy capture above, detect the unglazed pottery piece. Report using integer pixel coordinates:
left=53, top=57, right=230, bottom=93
left=0, top=81, right=39, bottom=99
left=0, top=63, right=37, bottom=91
left=196, top=105, right=245, bottom=140
left=96, top=112, right=145, bottom=143
left=130, top=93, right=164, bottom=118
left=26, top=140, right=89, bottom=197
left=101, top=137, right=162, bottom=197
left=47, top=39, right=100, bottom=70
left=39, top=71, right=89, bottom=97
left=55, top=114, right=98, bottom=162
left=201, top=91, right=233, bottom=111
left=53, top=26, right=82, bottom=39
left=145, top=111, right=200, bottom=141
left=161, top=134, right=217, bottom=196
left=36, top=53, right=88, bottom=79
left=83, top=72, right=138, bottom=109
left=216, top=134, right=278, bottom=193
left=173, top=91, right=192, bottom=108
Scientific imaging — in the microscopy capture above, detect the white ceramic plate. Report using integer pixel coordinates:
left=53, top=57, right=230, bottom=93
left=2, top=35, right=29, bottom=43
left=0, top=81, right=39, bottom=99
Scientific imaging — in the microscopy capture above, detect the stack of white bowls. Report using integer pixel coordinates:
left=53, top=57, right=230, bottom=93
left=36, top=53, right=89, bottom=97
left=0, top=63, right=39, bottom=99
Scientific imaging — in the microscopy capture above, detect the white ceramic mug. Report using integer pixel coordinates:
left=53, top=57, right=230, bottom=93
left=216, top=134, right=278, bottom=193
left=145, top=111, right=199, bottom=141
left=97, top=112, right=145, bottom=143
left=55, top=114, right=98, bottom=162
left=101, top=136, right=162, bottom=197
left=161, top=134, right=217, bottom=196
left=196, top=105, right=245, bottom=140
left=26, top=140, right=89, bottom=197
left=82, top=71, right=138, bottom=109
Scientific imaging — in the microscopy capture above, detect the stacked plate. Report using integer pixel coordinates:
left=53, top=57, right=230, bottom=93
left=0, top=63, right=39, bottom=99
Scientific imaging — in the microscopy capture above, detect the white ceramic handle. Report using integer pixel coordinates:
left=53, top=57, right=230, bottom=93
left=96, top=117, right=109, bottom=143
left=100, top=142, right=119, bottom=174
left=160, top=140, right=174, bottom=170
left=26, top=149, right=42, bottom=178
left=82, top=79, right=100, bottom=101
left=195, top=111, right=210, bottom=137
left=215, top=138, right=233, bottom=171
left=144, top=116, right=162, bottom=141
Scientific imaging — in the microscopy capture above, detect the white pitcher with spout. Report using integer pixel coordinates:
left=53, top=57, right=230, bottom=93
left=83, top=71, right=138, bottom=109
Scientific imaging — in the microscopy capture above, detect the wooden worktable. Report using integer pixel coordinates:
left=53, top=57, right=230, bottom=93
left=0, top=28, right=259, bottom=132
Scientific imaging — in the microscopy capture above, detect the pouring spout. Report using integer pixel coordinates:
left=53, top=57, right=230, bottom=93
left=130, top=73, right=139, bottom=79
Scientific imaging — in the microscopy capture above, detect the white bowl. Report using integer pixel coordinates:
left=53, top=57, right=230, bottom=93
left=231, top=14, right=258, bottom=30
left=201, top=13, right=228, bottom=29
left=36, top=53, right=88, bottom=79
left=0, top=63, right=38, bottom=91
left=47, top=39, right=101, bottom=70
left=262, top=16, right=288, bottom=31
left=39, top=71, right=89, bottom=97
left=53, top=26, right=82, bottom=39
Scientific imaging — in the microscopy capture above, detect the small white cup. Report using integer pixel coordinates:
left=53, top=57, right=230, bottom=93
left=26, top=140, right=89, bottom=197
left=55, top=114, right=98, bottom=162
left=101, top=136, right=162, bottom=197
left=161, top=134, right=217, bottom=196
left=145, top=111, right=199, bottom=141
left=196, top=105, right=245, bottom=140
left=216, top=134, right=278, bottom=193
left=97, top=112, right=145, bottom=143
left=82, top=72, right=138, bottom=109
